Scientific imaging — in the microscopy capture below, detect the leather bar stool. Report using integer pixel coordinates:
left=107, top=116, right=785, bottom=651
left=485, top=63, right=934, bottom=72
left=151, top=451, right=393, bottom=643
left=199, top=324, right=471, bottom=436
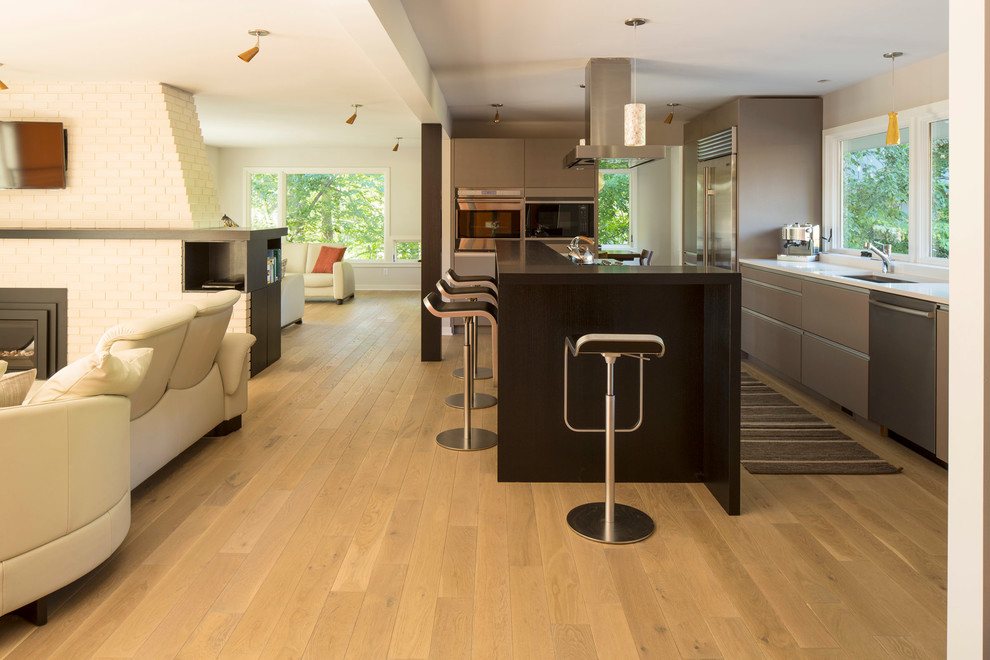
left=423, top=291, right=498, bottom=451
left=443, top=269, right=497, bottom=381
left=436, top=279, right=498, bottom=401
left=563, top=333, right=665, bottom=544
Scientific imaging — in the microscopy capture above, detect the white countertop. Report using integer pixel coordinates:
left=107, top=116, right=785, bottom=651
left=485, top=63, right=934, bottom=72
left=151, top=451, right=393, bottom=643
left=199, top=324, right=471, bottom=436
left=740, top=258, right=949, bottom=306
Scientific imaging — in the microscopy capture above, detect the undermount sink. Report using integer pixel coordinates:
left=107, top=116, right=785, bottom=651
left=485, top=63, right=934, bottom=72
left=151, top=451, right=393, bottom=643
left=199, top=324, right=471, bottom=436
left=843, top=273, right=919, bottom=284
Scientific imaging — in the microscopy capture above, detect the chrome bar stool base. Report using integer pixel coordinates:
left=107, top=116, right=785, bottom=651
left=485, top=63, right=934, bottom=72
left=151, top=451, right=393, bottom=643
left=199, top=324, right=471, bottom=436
left=567, top=502, right=655, bottom=544
left=453, top=366, right=493, bottom=380
left=445, top=392, right=497, bottom=409
left=436, top=427, right=498, bottom=452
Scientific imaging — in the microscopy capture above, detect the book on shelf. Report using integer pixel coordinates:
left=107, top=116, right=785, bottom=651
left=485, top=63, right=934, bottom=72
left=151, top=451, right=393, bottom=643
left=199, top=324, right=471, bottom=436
left=202, top=279, right=243, bottom=290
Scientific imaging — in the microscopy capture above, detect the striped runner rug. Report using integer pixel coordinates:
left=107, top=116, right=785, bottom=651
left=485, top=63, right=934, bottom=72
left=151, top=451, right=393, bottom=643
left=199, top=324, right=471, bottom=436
left=741, top=374, right=902, bottom=475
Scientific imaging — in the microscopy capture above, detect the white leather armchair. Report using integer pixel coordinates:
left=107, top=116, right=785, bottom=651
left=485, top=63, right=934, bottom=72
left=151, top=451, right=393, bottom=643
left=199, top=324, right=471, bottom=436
left=0, top=395, right=131, bottom=624
left=282, top=241, right=356, bottom=304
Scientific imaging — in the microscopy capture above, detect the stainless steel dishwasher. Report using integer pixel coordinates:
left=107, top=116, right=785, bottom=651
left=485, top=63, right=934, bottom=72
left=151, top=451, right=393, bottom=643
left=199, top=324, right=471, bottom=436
left=868, top=290, right=939, bottom=453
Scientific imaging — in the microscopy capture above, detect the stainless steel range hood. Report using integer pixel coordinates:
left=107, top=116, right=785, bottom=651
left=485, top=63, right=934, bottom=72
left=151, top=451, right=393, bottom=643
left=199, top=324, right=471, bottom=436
left=564, top=58, right=667, bottom=169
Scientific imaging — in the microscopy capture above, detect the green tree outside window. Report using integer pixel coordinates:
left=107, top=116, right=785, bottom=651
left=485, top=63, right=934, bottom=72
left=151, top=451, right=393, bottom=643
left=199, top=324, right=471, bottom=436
left=841, top=129, right=910, bottom=254
left=598, top=171, right=631, bottom=245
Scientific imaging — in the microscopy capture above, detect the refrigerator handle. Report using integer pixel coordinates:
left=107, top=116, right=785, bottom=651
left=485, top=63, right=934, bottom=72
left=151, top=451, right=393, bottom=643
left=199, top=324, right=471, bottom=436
left=703, top=182, right=714, bottom=266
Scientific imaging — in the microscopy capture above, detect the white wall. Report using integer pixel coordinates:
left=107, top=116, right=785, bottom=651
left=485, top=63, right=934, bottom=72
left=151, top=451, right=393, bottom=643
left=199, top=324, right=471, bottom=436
left=212, top=144, right=422, bottom=290
left=823, top=52, right=948, bottom=129
left=633, top=148, right=683, bottom=265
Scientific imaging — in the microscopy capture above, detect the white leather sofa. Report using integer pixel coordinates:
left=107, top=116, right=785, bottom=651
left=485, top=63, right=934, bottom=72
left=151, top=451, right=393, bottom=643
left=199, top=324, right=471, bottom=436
left=96, top=290, right=256, bottom=488
left=0, top=395, right=131, bottom=624
left=282, top=241, right=356, bottom=304
left=281, top=273, right=304, bottom=327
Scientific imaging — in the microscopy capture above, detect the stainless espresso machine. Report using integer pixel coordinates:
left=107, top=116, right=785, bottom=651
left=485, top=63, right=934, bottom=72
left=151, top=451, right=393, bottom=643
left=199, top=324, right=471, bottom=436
left=778, top=223, right=820, bottom=261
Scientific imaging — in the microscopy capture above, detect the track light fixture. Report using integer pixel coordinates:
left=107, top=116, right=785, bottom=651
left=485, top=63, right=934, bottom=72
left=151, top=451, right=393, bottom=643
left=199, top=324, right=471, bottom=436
left=346, top=104, right=362, bottom=125
left=491, top=103, right=503, bottom=124
left=0, top=64, right=8, bottom=91
left=238, top=29, right=269, bottom=63
left=663, top=103, right=680, bottom=124
left=883, top=51, right=903, bottom=146
left=392, top=137, right=402, bottom=152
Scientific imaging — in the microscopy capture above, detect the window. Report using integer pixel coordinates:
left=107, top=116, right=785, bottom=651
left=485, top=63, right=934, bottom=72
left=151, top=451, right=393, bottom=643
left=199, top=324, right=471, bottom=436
left=597, top=160, right=635, bottom=245
left=824, top=101, right=949, bottom=264
left=247, top=168, right=393, bottom=260
left=394, top=240, right=421, bottom=261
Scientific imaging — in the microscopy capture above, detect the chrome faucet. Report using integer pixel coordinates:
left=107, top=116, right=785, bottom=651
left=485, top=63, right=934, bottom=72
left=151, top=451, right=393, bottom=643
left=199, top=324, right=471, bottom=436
left=866, top=242, right=892, bottom=273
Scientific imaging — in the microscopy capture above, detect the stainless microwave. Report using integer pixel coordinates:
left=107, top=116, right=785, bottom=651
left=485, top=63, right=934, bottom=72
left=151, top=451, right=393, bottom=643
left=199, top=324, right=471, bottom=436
left=525, top=200, right=594, bottom=239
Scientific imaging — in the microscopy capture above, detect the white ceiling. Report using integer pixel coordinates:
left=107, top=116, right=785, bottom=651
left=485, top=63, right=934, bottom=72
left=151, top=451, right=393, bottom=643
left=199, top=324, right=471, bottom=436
left=2, top=0, right=948, bottom=147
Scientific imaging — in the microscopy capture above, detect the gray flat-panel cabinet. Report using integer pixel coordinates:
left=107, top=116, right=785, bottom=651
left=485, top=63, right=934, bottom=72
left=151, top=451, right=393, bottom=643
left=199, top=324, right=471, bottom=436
left=453, top=139, right=525, bottom=188
left=742, top=308, right=802, bottom=382
left=936, top=308, right=949, bottom=461
left=801, top=333, right=869, bottom=418
left=524, top=139, right=595, bottom=190
left=802, top=280, right=869, bottom=354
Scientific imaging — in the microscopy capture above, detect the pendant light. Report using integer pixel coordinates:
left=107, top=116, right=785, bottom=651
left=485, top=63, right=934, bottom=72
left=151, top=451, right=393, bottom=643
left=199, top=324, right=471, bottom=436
left=0, top=64, right=8, bottom=91
left=624, top=18, right=647, bottom=147
left=346, top=104, right=362, bottom=125
left=883, top=51, right=903, bottom=146
left=664, top=102, right=679, bottom=124
left=491, top=103, right=503, bottom=124
left=392, top=137, right=402, bottom=152
left=238, top=29, right=269, bottom=63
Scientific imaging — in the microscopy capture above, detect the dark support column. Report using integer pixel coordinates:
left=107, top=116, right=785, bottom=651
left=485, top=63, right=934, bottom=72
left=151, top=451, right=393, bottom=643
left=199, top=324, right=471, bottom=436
left=421, top=123, right=443, bottom=361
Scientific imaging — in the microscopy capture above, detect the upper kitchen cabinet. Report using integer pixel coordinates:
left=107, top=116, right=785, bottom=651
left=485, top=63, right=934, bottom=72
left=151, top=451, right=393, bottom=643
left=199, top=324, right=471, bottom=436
left=524, top=138, right=595, bottom=195
left=453, top=138, right=525, bottom=188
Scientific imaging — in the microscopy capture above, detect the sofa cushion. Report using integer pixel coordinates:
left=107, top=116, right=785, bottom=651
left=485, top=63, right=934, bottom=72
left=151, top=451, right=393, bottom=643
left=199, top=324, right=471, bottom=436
left=27, top=348, right=153, bottom=404
left=170, top=290, right=239, bottom=390
left=312, top=245, right=346, bottom=273
left=303, top=272, right=335, bottom=288
left=304, top=243, right=346, bottom=273
left=283, top=242, right=309, bottom=274
left=0, top=360, right=7, bottom=377
left=0, top=368, right=36, bottom=408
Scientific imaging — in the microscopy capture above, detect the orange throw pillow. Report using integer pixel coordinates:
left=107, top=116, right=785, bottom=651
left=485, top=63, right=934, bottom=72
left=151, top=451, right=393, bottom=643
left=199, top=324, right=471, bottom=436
left=312, top=246, right=346, bottom=273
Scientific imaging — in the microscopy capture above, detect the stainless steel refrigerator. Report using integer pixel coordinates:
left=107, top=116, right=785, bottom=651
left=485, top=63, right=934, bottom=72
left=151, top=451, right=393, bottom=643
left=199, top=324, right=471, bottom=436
left=689, top=127, right=737, bottom=270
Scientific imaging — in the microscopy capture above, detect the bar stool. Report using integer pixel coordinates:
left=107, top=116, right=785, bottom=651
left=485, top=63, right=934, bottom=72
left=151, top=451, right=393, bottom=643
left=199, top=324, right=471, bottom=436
left=423, top=291, right=498, bottom=451
left=436, top=280, right=497, bottom=409
left=444, top=269, right=497, bottom=294
left=563, top=333, right=665, bottom=544
left=438, top=276, right=496, bottom=382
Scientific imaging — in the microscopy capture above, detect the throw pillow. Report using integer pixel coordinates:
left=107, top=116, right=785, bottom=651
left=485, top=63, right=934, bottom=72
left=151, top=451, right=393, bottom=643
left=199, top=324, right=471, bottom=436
left=312, top=246, right=345, bottom=273
left=0, top=368, right=36, bottom=408
left=27, top=347, right=154, bottom=404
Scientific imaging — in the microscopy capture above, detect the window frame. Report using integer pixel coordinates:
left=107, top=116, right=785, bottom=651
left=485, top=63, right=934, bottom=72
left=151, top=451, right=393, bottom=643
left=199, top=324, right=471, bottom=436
left=823, top=100, right=949, bottom=265
left=244, top=167, right=396, bottom=262
left=596, top=166, right=638, bottom=247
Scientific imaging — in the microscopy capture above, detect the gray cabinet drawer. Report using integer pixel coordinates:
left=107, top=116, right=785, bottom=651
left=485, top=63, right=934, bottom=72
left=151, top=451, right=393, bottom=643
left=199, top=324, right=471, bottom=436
left=742, top=309, right=802, bottom=382
left=802, top=280, right=869, bottom=354
left=740, top=265, right=803, bottom=292
left=742, top=279, right=802, bottom=327
left=801, top=333, right=869, bottom=419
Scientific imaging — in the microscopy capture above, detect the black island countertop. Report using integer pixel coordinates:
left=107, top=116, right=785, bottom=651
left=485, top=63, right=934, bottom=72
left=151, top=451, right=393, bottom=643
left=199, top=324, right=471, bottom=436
left=494, top=241, right=741, bottom=514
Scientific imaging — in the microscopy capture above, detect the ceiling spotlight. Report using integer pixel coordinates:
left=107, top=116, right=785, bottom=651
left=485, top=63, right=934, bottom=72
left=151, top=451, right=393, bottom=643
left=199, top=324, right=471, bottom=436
left=491, top=103, right=503, bottom=124
left=346, top=104, right=362, bottom=125
left=663, top=102, right=680, bottom=124
left=0, top=64, right=8, bottom=91
left=392, top=137, right=402, bottom=152
left=238, top=29, right=269, bottom=63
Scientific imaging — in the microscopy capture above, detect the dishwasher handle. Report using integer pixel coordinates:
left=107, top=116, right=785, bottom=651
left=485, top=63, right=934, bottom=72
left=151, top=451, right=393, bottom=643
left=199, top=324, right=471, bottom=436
left=869, top=299, right=936, bottom=319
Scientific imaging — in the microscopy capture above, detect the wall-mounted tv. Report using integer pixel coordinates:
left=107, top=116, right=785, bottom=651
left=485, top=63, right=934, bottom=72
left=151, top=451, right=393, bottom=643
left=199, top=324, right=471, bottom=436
left=0, top=121, right=67, bottom=189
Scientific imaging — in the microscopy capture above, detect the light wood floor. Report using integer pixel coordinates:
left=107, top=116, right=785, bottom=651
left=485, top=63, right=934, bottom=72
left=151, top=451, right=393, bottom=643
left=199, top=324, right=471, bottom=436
left=0, top=291, right=947, bottom=659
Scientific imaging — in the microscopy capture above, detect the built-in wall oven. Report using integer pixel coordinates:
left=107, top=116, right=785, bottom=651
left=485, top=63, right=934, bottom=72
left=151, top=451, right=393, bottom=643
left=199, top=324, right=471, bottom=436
left=455, top=188, right=524, bottom=251
left=525, top=200, right=594, bottom=239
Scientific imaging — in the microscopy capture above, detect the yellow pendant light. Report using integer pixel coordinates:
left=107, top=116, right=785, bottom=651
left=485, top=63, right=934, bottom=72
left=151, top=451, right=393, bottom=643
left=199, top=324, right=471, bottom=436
left=238, top=29, right=269, bottom=63
left=0, top=64, right=8, bottom=91
left=491, top=103, right=502, bottom=124
left=883, top=51, right=902, bottom=146
left=392, top=137, right=402, bottom=152
left=624, top=18, right=647, bottom=147
left=664, top=102, right=679, bottom=124
left=346, top=104, right=362, bottom=125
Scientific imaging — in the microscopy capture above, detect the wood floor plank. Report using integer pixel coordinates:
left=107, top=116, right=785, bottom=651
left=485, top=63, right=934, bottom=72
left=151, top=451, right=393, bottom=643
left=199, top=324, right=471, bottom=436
left=531, top=482, right=590, bottom=625
left=742, top=563, right=838, bottom=649
left=604, top=546, right=684, bottom=658
left=509, top=565, right=555, bottom=660
left=429, top=597, right=474, bottom=660
left=472, top=448, right=513, bottom=660
left=552, top=623, right=598, bottom=660
left=703, top=617, right=766, bottom=660
left=300, top=591, right=365, bottom=660
left=585, top=601, right=642, bottom=659
left=438, top=525, right=478, bottom=599
left=345, top=563, right=407, bottom=659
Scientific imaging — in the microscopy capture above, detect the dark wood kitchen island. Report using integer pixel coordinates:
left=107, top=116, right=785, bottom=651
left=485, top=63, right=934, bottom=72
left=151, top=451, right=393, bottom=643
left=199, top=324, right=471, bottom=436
left=495, top=241, right=741, bottom=514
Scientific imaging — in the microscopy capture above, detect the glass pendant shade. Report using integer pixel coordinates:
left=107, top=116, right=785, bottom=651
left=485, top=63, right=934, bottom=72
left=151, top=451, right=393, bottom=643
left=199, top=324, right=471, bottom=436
left=624, top=103, right=646, bottom=146
left=0, top=79, right=8, bottom=91
left=663, top=112, right=673, bottom=124
left=885, top=112, right=900, bottom=145
left=237, top=46, right=259, bottom=62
